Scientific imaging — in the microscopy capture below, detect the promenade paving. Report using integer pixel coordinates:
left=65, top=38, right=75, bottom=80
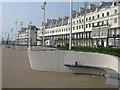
left=2, top=48, right=111, bottom=88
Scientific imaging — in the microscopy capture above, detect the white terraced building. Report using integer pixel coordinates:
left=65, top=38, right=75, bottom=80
left=16, top=25, right=39, bottom=45
left=37, top=1, right=120, bottom=47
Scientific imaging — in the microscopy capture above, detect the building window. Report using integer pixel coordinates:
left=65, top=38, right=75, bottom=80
left=92, top=23, right=94, bottom=27
left=92, top=16, right=94, bottom=20
left=79, top=19, right=81, bottom=23
left=102, top=21, right=104, bottom=25
left=82, top=25, right=84, bottom=28
left=89, top=17, right=91, bottom=20
left=86, top=18, right=88, bottom=21
left=97, top=22, right=99, bottom=26
left=102, top=13, right=104, bottom=17
left=69, top=22, right=70, bottom=25
left=76, top=26, right=78, bottom=30
left=77, top=20, right=79, bottom=23
left=79, top=25, right=81, bottom=29
left=86, top=24, right=88, bottom=28
left=114, top=18, right=117, bottom=23
left=106, top=20, right=109, bottom=25
left=65, top=29, right=67, bottom=32
left=107, top=12, right=109, bottom=16
left=89, top=24, right=91, bottom=28
left=97, top=14, right=100, bottom=18
left=73, top=21, right=75, bottom=24
left=69, top=28, right=70, bottom=31
left=73, top=27, right=75, bottom=30
left=114, top=2, right=117, bottom=6
left=114, top=9, right=117, bottom=14
left=82, top=19, right=84, bottom=22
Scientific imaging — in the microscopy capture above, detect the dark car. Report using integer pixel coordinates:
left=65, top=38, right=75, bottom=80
left=108, top=45, right=120, bottom=48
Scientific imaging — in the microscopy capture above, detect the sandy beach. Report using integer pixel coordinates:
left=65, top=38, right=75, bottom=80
left=2, top=48, right=112, bottom=88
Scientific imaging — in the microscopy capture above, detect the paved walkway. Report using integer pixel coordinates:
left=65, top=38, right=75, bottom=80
left=2, top=48, right=111, bottom=88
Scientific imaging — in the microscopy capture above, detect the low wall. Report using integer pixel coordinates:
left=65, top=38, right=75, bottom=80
left=15, top=46, right=28, bottom=50
left=10, top=45, right=15, bottom=49
left=28, top=50, right=119, bottom=75
left=3, top=45, right=10, bottom=48
left=31, top=46, right=57, bottom=50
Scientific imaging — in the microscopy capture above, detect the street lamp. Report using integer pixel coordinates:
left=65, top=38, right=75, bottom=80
left=98, top=21, right=101, bottom=46
left=78, top=2, right=87, bottom=50
left=7, top=33, right=10, bottom=44
left=69, top=0, right=73, bottom=50
left=83, top=2, right=87, bottom=50
left=2, top=32, right=4, bottom=44
left=107, top=24, right=111, bottom=47
left=11, top=28, right=13, bottom=45
left=20, top=22, right=23, bottom=45
left=5, top=32, right=7, bottom=44
left=15, top=21, right=17, bottom=45
left=41, top=0, right=46, bottom=46
left=29, top=21, right=32, bottom=50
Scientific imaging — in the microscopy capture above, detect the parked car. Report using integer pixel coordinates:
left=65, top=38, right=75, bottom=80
left=87, top=45, right=98, bottom=48
left=87, top=45, right=104, bottom=48
left=53, top=45, right=61, bottom=47
left=108, top=45, right=120, bottom=48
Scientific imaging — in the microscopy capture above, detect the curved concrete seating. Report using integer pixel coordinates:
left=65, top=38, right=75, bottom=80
left=15, top=46, right=28, bottom=50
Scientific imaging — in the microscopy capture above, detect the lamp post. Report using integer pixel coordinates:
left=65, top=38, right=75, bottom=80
left=2, top=32, right=4, bottom=44
left=98, top=21, right=101, bottom=46
left=15, top=21, right=17, bottom=45
left=83, top=2, right=87, bottom=51
left=5, top=32, right=7, bottom=44
left=41, top=0, right=46, bottom=46
left=11, top=28, right=13, bottom=45
left=7, top=33, right=10, bottom=44
left=107, top=24, right=111, bottom=47
left=69, top=0, right=73, bottom=50
left=20, top=22, right=23, bottom=45
left=29, top=21, right=32, bottom=50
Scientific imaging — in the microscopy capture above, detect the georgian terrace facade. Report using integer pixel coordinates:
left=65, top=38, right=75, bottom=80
left=16, top=25, right=39, bottom=45
left=37, top=1, right=120, bottom=47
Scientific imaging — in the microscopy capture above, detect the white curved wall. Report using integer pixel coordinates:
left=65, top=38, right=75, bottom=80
left=28, top=50, right=120, bottom=75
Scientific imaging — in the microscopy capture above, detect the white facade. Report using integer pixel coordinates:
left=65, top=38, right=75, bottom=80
left=16, top=25, right=38, bottom=45
left=37, top=1, right=120, bottom=47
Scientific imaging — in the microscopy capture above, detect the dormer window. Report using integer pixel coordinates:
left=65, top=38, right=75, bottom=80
left=114, top=2, right=116, bottom=6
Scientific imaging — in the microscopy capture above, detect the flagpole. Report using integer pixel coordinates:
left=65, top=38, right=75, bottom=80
left=15, top=21, right=17, bottom=45
left=41, top=0, right=46, bottom=46
left=11, top=28, right=13, bottom=45
left=20, top=22, right=23, bottom=45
